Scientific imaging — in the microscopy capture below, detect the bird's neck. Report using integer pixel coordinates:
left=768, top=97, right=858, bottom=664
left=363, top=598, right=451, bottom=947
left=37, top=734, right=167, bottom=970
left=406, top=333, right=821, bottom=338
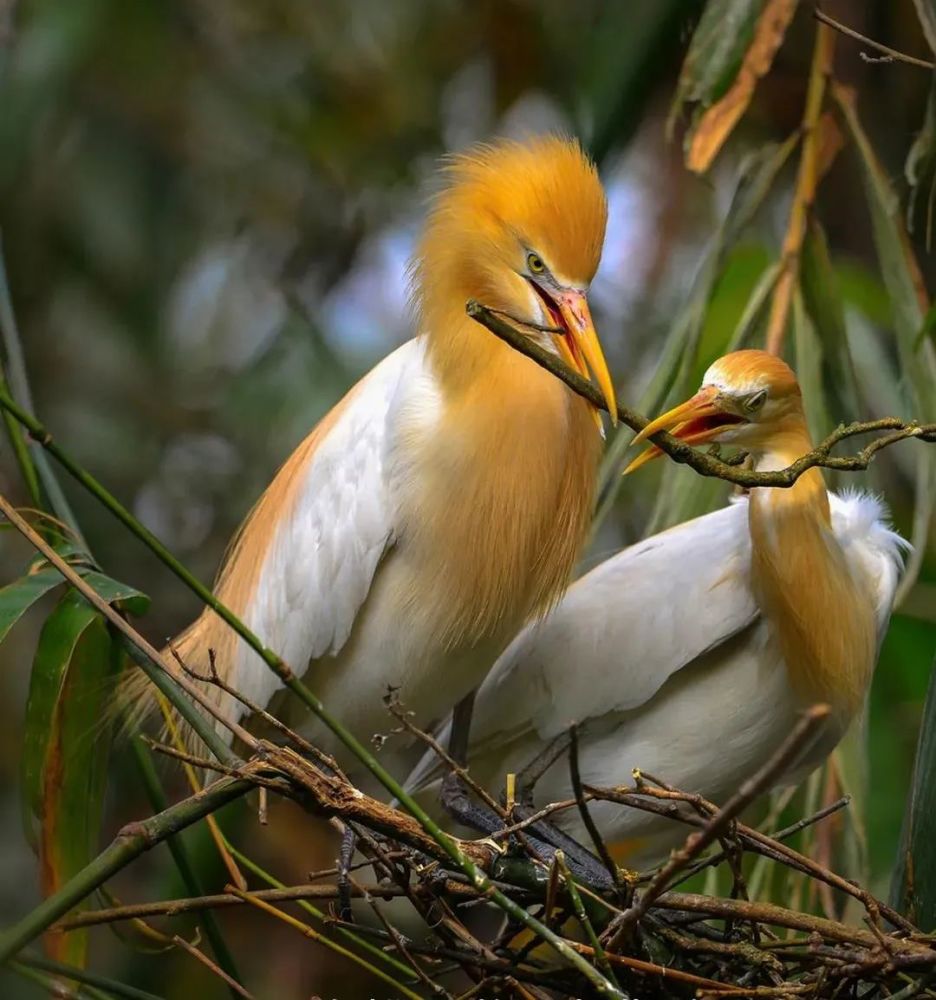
left=747, top=418, right=876, bottom=720
left=406, top=285, right=600, bottom=646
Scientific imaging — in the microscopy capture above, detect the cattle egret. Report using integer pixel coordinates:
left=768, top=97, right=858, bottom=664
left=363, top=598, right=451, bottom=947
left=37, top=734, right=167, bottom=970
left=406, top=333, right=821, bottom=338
left=407, top=350, right=905, bottom=866
left=126, top=136, right=616, bottom=768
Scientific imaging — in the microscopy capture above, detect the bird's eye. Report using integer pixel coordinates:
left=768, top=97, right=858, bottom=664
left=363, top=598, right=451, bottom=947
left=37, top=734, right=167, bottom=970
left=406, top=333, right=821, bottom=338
left=527, top=252, right=546, bottom=274
left=744, top=389, right=768, bottom=413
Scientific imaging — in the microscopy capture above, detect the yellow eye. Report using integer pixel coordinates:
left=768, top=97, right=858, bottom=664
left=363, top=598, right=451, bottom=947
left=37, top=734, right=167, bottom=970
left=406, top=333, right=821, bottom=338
left=527, top=252, right=546, bottom=274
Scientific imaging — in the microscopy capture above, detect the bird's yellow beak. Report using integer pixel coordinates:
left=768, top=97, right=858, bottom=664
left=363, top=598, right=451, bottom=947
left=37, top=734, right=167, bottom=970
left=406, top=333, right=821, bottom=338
left=624, top=385, right=743, bottom=475
left=551, top=289, right=617, bottom=427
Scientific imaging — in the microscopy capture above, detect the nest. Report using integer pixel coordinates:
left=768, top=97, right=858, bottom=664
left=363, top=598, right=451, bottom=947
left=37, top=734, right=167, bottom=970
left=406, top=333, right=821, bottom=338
left=54, top=694, right=935, bottom=1000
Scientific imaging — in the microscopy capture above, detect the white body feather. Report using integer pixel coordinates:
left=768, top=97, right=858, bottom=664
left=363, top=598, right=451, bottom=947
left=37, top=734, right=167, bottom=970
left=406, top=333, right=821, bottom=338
left=405, top=491, right=905, bottom=864
left=221, top=338, right=533, bottom=766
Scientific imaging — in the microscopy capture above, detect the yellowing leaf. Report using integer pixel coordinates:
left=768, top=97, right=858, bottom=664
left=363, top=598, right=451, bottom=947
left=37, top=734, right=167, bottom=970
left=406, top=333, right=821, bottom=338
left=687, top=0, right=799, bottom=173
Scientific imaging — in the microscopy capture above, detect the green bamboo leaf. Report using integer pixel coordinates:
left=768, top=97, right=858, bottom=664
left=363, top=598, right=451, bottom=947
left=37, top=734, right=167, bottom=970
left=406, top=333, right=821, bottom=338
left=669, top=0, right=764, bottom=132
left=800, top=219, right=861, bottom=422
left=20, top=574, right=147, bottom=968
left=0, top=568, right=66, bottom=645
left=836, top=86, right=936, bottom=421
left=21, top=594, right=97, bottom=840
left=647, top=135, right=799, bottom=414
left=21, top=592, right=105, bottom=965
left=791, top=292, right=833, bottom=446
left=80, top=572, right=149, bottom=615
left=892, top=658, right=936, bottom=931
left=27, top=538, right=95, bottom=576
left=905, top=72, right=936, bottom=247
left=21, top=578, right=147, bottom=839
left=726, top=260, right=781, bottom=351
left=835, top=85, right=936, bottom=601
left=914, top=302, right=936, bottom=350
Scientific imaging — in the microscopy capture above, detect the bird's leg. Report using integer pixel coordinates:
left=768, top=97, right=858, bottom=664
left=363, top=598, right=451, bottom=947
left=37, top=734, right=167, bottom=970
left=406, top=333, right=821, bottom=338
left=447, top=690, right=476, bottom=767
left=337, top=823, right=357, bottom=922
left=514, top=731, right=572, bottom=806
left=507, top=738, right=614, bottom=889
left=508, top=801, right=614, bottom=889
left=439, top=770, right=503, bottom=835
left=440, top=771, right=610, bottom=887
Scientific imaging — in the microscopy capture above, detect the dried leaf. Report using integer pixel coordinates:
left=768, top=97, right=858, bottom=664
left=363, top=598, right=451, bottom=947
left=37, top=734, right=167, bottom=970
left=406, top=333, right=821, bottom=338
left=687, top=0, right=799, bottom=173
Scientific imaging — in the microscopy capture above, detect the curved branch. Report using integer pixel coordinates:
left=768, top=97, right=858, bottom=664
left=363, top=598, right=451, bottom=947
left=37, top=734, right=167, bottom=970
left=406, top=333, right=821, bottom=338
left=466, top=299, right=935, bottom=487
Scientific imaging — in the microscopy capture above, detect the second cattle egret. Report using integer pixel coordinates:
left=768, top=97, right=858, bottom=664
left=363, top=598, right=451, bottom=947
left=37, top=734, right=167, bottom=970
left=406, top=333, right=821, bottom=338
left=407, top=350, right=905, bottom=866
left=126, top=136, right=616, bottom=765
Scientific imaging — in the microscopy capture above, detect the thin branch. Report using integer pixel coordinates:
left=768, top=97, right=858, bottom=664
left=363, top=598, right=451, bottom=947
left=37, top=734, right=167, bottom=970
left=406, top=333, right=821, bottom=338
left=224, top=885, right=426, bottom=1000
left=466, top=299, right=935, bottom=486
left=554, top=851, right=622, bottom=994
left=349, top=874, right=450, bottom=999
left=568, top=725, right=620, bottom=888
left=172, top=936, right=254, bottom=1000
left=815, top=7, right=936, bottom=70
left=605, top=705, right=830, bottom=947
left=217, top=834, right=423, bottom=986
left=385, top=695, right=505, bottom=818
left=671, top=794, right=852, bottom=889
left=654, top=893, right=935, bottom=956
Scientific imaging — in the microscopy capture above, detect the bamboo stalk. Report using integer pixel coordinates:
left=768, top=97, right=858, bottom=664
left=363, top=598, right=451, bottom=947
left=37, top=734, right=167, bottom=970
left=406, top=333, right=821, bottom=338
left=765, top=22, right=837, bottom=355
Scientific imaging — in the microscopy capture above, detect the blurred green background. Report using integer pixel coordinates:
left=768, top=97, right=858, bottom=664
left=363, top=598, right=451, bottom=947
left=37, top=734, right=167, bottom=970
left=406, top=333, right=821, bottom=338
left=1, top=0, right=935, bottom=995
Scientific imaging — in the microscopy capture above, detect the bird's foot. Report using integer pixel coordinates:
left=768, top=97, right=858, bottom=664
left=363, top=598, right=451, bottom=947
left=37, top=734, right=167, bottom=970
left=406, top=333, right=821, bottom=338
left=505, top=801, right=615, bottom=891
left=440, top=771, right=503, bottom=835
left=337, top=824, right=357, bottom=922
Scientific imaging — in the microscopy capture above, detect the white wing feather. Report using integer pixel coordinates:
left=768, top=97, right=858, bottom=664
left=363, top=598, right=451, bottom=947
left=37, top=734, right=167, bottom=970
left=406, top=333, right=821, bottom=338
left=406, top=499, right=757, bottom=790
left=406, top=489, right=906, bottom=795
left=228, top=338, right=429, bottom=711
left=471, top=499, right=756, bottom=745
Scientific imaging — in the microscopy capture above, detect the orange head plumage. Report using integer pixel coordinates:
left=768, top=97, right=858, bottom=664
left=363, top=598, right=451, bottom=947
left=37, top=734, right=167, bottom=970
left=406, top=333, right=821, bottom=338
left=627, top=350, right=809, bottom=472
left=411, top=135, right=615, bottom=419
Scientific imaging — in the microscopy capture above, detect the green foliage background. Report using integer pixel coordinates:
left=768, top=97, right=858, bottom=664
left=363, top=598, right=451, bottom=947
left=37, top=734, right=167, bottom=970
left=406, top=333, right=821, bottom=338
left=1, top=0, right=935, bottom=996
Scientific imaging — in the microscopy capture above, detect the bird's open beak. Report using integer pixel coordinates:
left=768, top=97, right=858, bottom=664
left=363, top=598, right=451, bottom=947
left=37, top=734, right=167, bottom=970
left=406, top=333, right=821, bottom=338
left=623, top=386, right=744, bottom=475
left=529, top=283, right=617, bottom=427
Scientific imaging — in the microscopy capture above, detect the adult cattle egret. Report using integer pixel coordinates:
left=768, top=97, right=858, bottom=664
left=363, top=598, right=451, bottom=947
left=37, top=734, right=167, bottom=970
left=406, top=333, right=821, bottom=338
left=127, top=136, right=616, bottom=765
left=407, top=350, right=905, bottom=866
